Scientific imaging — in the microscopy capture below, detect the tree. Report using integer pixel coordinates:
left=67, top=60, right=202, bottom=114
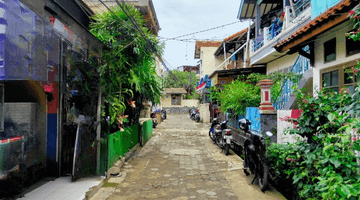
left=163, top=70, right=199, bottom=99
left=90, top=3, right=163, bottom=131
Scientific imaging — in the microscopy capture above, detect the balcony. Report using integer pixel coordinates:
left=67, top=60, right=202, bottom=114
left=250, top=0, right=311, bottom=57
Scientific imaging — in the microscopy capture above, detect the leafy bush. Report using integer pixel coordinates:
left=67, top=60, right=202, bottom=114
left=209, top=72, right=301, bottom=116
left=267, top=88, right=360, bottom=199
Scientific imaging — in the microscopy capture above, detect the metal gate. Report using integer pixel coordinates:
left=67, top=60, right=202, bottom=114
left=245, top=107, right=261, bottom=132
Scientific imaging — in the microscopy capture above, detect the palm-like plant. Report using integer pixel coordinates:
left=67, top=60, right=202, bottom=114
left=90, top=3, right=163, bottom=128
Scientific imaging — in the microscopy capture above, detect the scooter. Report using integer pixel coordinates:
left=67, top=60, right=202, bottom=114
left=190, top=109, right=197, bottom=120
left=238, top=118, right=273, bottom=192
left=194, top=109, right=200, bottom=122
left=161, top=110, right=167, bottom=120
left=209, top=118, right=218, bottom=141
left=150, top=113, right=158, bottom=128
left=214, top=119, right=232, bottom=155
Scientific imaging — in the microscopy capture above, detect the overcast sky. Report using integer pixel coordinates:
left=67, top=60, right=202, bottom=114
left=152, top=0, right=249, bottom=71
left=153, top=0, right=248, bottom=69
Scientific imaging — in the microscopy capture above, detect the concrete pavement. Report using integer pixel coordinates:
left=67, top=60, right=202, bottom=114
left=88, top=113, right=285, bottom=200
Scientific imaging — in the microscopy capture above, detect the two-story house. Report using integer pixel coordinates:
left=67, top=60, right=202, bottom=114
left=274, top=0, right=359, bottom=94
left=238, top=0, right=314, bottom=109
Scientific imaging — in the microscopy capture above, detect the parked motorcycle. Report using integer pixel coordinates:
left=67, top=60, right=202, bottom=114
left=194, top=109, right=200, bottom=122
left=209, top=118, right=218, bottom=141
left=161, top=110, right=167, bottom=120
left=214, top=119, right=232, bottom=155
left=190, top=108, right=197, bottom=120
left=238, top=118, right=273, bottom=192
left=189, top=107, right=196, bottom=120
left=150, top=113, right=158, bottom=128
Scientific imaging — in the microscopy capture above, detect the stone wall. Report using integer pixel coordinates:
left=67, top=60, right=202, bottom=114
left=163, top=107, right=192, bottom=114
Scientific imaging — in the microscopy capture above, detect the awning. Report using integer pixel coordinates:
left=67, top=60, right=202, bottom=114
left=209, top=66, right=266, bottom=79
left=237, top=0, right=282, bottom=20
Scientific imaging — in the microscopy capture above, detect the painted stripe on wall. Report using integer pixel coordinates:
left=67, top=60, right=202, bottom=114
left=47, top=113, right=58, bottom=176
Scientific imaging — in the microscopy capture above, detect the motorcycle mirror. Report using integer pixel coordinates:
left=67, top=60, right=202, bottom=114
left=265, top=131, right=273, bottom=137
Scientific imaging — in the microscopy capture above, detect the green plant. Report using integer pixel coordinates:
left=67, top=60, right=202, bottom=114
left=209, top=72, right=301, bottom=116
left=90, top=4, right=163, bottom=129
left=163, top=70, right=199, bottom=99
left=268, top=87, right=360, bottom=199
left=211, top=79, right=261, bottom=115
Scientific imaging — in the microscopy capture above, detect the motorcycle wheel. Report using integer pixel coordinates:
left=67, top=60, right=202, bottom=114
left=224, top=144, right=230, bottom=156
left=209, top=131, right=215, bottom=141
left=259, top=164, right=269, bottom=192
left=196, top=117, right=200, bottom=122
left=215, top=136, right=223, bottom=149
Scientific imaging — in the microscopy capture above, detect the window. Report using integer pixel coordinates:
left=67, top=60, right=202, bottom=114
left=324, top=38, right=336, bottom=62
left=321, top=61, right=358, bottom=93
left=346, top=31, right=360, bottom=56
left=344, top=68, right=358, bottom=93
left=322, top=70, right=339, bottom=92
left=171, top=94, right=181, bottom=105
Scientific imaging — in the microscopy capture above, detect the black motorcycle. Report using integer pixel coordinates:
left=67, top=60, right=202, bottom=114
left=214, top=119, right=232, bottom=155
left=161, top=110, right=167, bottom=120
left=150, top=113, right=158, bottom=128
left=209, top=118, right=218, bottom=141
left=238, top=118, right=273, bottom=192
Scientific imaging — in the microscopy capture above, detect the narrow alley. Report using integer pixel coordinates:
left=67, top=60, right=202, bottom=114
left=90, top=114, right=285, bottom=200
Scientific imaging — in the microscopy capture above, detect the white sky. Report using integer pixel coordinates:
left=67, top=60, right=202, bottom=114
left=152, top=0, right=250, bottom=71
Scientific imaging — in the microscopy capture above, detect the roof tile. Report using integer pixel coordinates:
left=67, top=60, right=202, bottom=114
left=275, top=0, right=358, bottom=50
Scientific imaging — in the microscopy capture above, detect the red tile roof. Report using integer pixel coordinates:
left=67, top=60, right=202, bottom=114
left=274, top=0, right=359, bottom=52
left=224, top=28, right=248, bottom=42
left=194, top=41, right=222, bottom=59
left=195, top=41, right=222, bottom=51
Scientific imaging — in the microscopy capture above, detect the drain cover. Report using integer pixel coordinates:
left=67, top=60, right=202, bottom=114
left=170, top=149, right=201, bottom=155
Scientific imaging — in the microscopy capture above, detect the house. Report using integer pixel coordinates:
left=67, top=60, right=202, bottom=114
left=0, top=0, right=104, bottom=187
left=274, top=0, right=360, bottom=94
left=238, top=0, right=314, bottom=110
left=177, top=65, right=200, bottom=74
left=194, top=41, right=223, bottom=102
left=209, top=28, right=266, bottom=87
left=161, top=88, right=199, bottom=113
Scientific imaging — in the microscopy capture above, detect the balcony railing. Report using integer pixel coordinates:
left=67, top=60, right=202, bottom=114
left=273, top=46, right=311, bottom=110
left=265, top=19, right=283, bottom=42
left=251, top=34, right=264, bottom=53
left=250, top=1, right=311, bottom=54
left=293, top=0, right=311, bottom=17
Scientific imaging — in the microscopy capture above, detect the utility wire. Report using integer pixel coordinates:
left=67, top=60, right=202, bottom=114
left=164, top=21, right=241, bottom=41
left=110, top=0, right=179, bottom=82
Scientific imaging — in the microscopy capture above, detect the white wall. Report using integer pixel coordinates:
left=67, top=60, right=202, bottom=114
left=182, top=99, right=200, bottom=107
left=200, top=46, right=224, bottom=78
left=313, top=21, right=359, bottom=92
left=267, top=53, right=299, bottom=74
left=277, top=110, right=304, bottom=144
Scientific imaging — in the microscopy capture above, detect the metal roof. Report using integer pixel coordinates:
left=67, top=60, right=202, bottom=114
left=209, top=66, right=266, bottom=79
left=237, top=0, right=281, bottom=20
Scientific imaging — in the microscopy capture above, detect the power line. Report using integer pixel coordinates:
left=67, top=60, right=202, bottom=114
left=164, top=21, right=241, bottom=41
left=111, top=0, right=179, bottom=82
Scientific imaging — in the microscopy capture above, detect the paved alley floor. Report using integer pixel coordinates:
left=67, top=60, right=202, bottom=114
left=90, top=114, right=285, bottom=200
